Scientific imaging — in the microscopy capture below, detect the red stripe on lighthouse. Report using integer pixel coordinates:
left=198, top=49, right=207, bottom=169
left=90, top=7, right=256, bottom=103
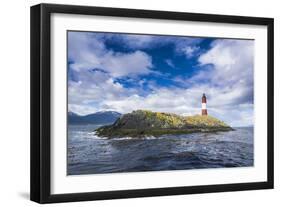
left=202, top=93, right=208, bottom=116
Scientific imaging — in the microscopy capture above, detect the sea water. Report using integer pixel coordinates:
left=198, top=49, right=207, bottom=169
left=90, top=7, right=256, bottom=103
left=67, top=125, right=253, bottom=175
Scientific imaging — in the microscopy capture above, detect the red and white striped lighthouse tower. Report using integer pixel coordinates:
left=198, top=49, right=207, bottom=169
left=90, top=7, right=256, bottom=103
left=201, top=93, right=208, bottom=116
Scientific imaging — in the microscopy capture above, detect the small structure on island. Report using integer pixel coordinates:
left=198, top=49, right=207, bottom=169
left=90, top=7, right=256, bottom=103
left=201, top=93, right=208, bottom=116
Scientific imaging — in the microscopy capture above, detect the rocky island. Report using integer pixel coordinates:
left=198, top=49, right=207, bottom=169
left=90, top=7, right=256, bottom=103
left=95, top=110, right=233, bottom=138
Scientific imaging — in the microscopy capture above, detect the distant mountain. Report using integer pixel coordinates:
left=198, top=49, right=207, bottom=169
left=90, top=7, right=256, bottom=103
left=96, top=110, right=233, bottom=138
left=68, top=111, right=79, bottom=117
left=68, top=111, right=122, bottom=125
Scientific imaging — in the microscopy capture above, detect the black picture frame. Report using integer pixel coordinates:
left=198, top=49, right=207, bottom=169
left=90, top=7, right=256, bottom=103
left=30, top=3, right=274, bottom=204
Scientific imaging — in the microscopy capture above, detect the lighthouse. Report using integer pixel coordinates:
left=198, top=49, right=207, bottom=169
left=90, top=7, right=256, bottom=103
left=201, top=93, right=208, bottom=116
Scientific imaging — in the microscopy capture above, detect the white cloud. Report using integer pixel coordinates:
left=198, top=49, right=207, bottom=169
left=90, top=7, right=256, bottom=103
left=93, top=88, right=200, bottom=116
left=198, top=39, right=253, bottom=87
left=181, top=46, right=200, bottom=58
left=68, top=32, right=153, bottom=78
left=120, top=35, right=155, bottom=49
left=67, top=32, right=154, bottom=115
left=102, top=51, right=152, bottom=77
left=107, top=33, right=203, bottom=52
left=68, top=70, right=136, bottom=106
left=165, top=59, right=175, bottom=68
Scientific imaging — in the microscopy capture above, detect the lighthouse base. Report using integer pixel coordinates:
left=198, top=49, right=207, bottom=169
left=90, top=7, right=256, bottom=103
left=202, top=109, right=208, bottom=116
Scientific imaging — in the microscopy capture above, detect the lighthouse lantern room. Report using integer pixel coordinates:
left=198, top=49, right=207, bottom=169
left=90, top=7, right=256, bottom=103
left=202, top=93, right=208, bottom=116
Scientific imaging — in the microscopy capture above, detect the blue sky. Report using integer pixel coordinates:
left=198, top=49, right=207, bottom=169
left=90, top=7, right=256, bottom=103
left=68, top=31, right=254, bottom=127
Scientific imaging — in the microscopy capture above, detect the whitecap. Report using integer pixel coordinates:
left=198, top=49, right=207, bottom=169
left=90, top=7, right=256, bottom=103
left=141, top=136, right=157, bottom=140
left=84, top=131, right=108, bottom=140
left=112, top=137, right=133, bottom=140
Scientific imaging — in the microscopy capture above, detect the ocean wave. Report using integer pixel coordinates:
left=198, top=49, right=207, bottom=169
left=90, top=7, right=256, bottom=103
left=112, top=137, right=134, bottom=140
left=85, top=131, right=108, bottom=140
left=140, top=135, right=157, bottom=140
left=88, top=135, right=160, bottom=141
left=109, top=136, right=157, bottom=140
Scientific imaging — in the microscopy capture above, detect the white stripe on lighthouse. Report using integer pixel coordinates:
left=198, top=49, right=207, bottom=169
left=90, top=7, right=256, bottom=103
left=202, top=103, right=206, bottom=110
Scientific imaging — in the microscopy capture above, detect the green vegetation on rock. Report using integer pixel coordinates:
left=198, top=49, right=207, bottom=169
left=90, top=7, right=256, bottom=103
left=95, top=110, right=233, bottom=138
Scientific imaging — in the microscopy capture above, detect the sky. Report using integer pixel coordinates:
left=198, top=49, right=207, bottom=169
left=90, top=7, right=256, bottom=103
left=67, top=31, right=254, bottom=127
